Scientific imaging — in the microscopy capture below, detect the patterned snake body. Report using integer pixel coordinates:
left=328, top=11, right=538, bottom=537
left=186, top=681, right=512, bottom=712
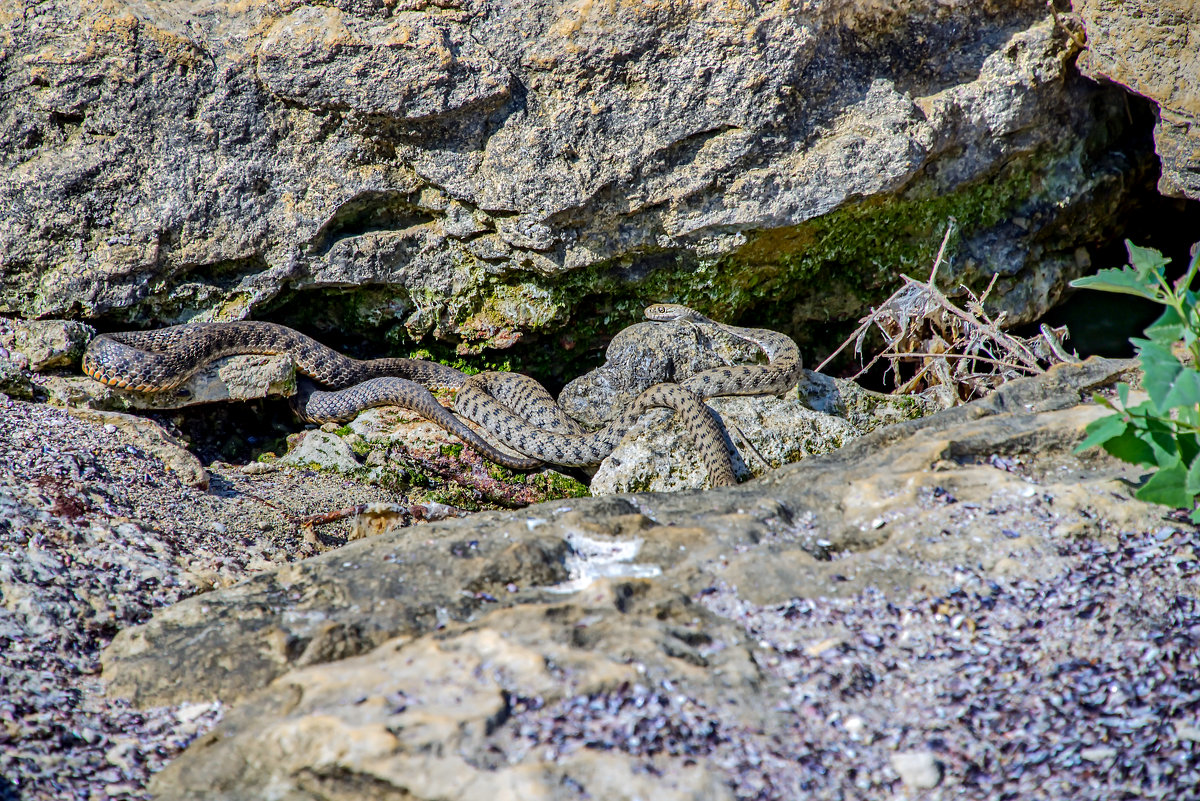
left=82, top=306, right=801, bottom=486
left=453, top=305, right=803, bottom=486
left=84, top=322, right=544, bottom=470
left=642, top=303, right=804, bottom=398
left=84, top=322, right=464, bottom=391
left=454, top=373, right=735, bottom=485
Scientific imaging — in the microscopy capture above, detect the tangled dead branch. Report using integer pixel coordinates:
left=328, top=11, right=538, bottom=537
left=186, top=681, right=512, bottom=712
left=819, top=219, right=1079, bottom=403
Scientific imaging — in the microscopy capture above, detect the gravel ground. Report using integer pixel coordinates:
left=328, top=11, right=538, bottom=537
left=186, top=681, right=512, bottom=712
left=0, top=395, right=419, bottom=800
left=509, top=525, right=1200, bottom=799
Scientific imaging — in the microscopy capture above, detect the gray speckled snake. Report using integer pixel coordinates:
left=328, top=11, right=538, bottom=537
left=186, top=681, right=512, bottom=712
left=82, top=306, right=801, bottom=486
left=453, top=304, right=804, bottom=486
left=83, top=321, right=542, bottom=470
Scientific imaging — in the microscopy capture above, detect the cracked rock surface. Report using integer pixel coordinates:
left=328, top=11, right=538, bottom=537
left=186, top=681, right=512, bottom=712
left=1075, top=0, right=1200, bottom=200
left=1, top=1, right=1143, bottom=344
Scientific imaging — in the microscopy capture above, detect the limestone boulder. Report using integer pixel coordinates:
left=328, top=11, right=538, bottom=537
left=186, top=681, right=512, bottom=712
left=1075, top=0, right=1200, bottom=199
left=111, top=356, right=1180, bottom=800
left=1, top=1, right=1141, bottom=345
left=102, top=357, right=1147, bottom=707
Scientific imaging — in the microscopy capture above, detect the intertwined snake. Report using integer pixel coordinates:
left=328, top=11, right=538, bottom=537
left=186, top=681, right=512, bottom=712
left=82, top=306, right=802, bottom=487
left=453, top=304, right=803, bottom=485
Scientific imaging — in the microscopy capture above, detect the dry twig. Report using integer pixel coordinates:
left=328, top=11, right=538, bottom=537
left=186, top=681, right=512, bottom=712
left=821, top=219, right=1080, bottom=403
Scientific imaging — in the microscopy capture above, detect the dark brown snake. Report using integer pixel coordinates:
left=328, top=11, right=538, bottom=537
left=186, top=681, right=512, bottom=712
left=82, top=307, right=802, bottom=486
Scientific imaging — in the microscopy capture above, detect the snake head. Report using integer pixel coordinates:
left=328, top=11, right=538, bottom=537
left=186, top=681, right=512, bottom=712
left=644, top=303, right=706, bottom=322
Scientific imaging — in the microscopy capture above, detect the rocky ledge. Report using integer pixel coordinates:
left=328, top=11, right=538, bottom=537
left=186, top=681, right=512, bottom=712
left=5, top=353, right=1199, bottom=800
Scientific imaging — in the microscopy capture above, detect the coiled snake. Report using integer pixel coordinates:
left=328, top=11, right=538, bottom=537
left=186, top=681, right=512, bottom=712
left=82, top=306, right=802, bottom=487
left=453, top=304, right=804, bottom=486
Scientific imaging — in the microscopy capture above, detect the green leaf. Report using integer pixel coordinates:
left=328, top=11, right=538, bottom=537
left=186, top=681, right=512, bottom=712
left=1070, top=241, right=1172, bottom=302
left=1075, top=413, right=1130, bottom=453
left=1145, top=306, right=1187, bottom=346
left=1178, top=404, right=1200, bottom=427
left=1123, top=397, right=1161, bottom=418
left=1190, top=507, right=1200, bottom=524
left=1144, top=417, right=1185, bottom=463
left=1126, top=239, right=1171, bottom=277
left=1179, top=431, right=1200, bottom=469
left=1186, top=454, right=1200, bottom=496
left=1135, top=459, right=1194, bottom=509
left=1070, top=268, right=1164, bottom=301
left=1100, top=428, right=1164, bottom=468
left=1135, top=338, right=1200, bottom=410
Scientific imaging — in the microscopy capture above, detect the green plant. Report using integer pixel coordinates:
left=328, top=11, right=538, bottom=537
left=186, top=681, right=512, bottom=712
left=1071, top=240, right=1200, bottom=520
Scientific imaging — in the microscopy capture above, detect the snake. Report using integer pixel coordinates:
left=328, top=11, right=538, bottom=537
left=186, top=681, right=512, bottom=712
left=82, top=321, right=544, bottom=470
left=454, top=372, right=736, bottom=485
left=642, top=303, right=804, bottom=397
left=452, top=304, right=804, bottom=486
left=81, top=306, right=801, bottom=487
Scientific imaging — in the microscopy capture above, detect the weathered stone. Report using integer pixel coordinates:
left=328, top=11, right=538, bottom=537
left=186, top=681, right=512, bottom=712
left=280, top=430, right=362, bottom=473
left=798, top=371, right=951, bottom=435
left=1075, top=0, right=1200, bottom=199
left=890, top=750, right=943, bottom=789
left=258, top=7, right=512, bottom=121
left=101, top=524, right=575, bottom=706
left=591, top=396, right=862, bottom=495
left=41, top=354, right=296, bottom=414
left=0, top=2, right=1140, bottom=343
left=151, top=606, right=741, bottom=801
left=0, top=360, right=34, bottom=400
left=65, top=408, right=209, bottom=489
left=102, top=357, right=1181, bottom=800
left=12, top=319, right=94, bottom=372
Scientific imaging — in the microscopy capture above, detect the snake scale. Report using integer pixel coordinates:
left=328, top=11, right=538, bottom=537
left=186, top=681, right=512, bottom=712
left=82, top=306, right=803, bottom=487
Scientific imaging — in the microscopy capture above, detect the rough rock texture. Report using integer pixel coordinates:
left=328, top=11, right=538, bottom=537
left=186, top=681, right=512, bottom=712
left=7, top=357, right=1200, bottom=799
left=0, top=396, right=418, bottom=800
left=1075, top=0, right=1200, bottom=200
left=1, top=1, right=1138, bottom=345
left=0, top=389, right=568, bottom=800
left=280, top=429, right=364, bottom=473
left=11, top=319, right=94, bottom=372
left=98, top=358, right=1200, bottom=800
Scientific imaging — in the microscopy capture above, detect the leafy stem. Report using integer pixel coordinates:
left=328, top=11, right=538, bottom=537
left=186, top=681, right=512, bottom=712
left=1071, top=240, right=1200, bottom=521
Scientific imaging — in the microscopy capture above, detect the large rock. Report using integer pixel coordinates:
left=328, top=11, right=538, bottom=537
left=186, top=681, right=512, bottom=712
left=1075, top=0, right=1200, bottom=199
left=1, top=2, right=1139, bottom=346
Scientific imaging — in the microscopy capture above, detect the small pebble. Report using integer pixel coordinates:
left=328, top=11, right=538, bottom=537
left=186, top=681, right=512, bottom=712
left=890, top=750, right=942, bottom=789
left=1081, top=746, right=1118, bottom=762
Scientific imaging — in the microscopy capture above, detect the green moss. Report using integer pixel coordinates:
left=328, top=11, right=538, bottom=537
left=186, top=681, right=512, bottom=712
left=406, top=344, right=513, bottom=376
left=523, top=470, right=591, bottom=499
left=256, top=145, right=1053, bottom=383
left=423, top=484, right=481, bottom=511
left=536, top=154, right=1037, bottom=336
